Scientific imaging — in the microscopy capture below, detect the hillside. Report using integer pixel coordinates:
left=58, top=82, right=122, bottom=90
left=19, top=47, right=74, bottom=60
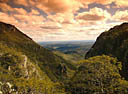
left=0, top=22, right=75, bottom=93
left=53, top=51, right=81, bottom=64
left=68, top=55, right=128, bottom=94
left=85, top=23, right=128, bottom=79
left=2, top=21, right=128, bottom=94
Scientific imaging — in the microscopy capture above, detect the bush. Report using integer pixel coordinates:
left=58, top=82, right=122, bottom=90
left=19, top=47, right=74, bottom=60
left=68, top=55, right=128, bottom=94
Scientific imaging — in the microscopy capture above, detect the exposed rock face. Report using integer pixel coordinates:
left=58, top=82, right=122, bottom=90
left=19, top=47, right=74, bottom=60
left=18, top=55, right=40, bottom=79
left=85, top=23, right=128, bottom=79
left=20, top=55, right=27, bottom=68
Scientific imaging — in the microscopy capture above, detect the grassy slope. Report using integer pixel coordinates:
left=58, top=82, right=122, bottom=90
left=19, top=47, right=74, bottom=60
left=0, top=22, right=75, bottom=82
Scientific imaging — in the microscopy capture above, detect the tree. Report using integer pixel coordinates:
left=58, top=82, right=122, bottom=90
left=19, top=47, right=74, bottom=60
left=68, top=55, right=128, bottom=94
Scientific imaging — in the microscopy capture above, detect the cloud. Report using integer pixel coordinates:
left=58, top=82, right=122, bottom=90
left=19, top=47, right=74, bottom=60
left=0, top=12, right=17, bottom=24
left=0, top=0, right=8, bottom=3
left=0, top=3, right=29, bottom=16
left=14, top=8, right=40, bottom=15
left=41, top=26, right=61, bottom=30
left=14, top=8, right=27, bottom=15
left=113, top=10, right=128, bottom=22
left=29, top=0, right=114, bottom=14
left=14, top=14, right=45, bottom=24
left=13, top=0, right=28, bottom=6
left=47, top=13, right=76, bottom=24
left=77, top=0, right=128, bottom=8
left=76, top=7, right=110, bottom=21
left=30, top=9, right=40, bottom=15
left=76, top=7, right=111, bottom=26
left=0, top=0, right=128, bottom=42
left=0, top=3, right=13, bottom=12
left=77, top=0, right=114, bottom=5
left=114, top=0, right=128, bottom=8
left=30, top=0, right=82, bottom=13
left=0, top=0, right=128, bottom=14
left=41, top=21, right=62, bottom=30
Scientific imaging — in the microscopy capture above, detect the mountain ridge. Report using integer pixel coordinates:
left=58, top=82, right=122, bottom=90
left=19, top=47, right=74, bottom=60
left=0, top=21, right=75, bottom=93
left=85, top=22, right=128, bottom=79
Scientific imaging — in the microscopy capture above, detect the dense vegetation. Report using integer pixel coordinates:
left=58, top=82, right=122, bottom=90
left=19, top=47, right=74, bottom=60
left=0, top=22, right=74, bottom=93
left=0, top=46, right=65, bottom=93
left=67, top=55, right=128, bottom=94
left=1, top=22, right=128, bottom=94
left=85, top=23, right=128, bottom=79
left=0, top=39, right=68, bottom=93
left=0, top=22, right=76, bottom=81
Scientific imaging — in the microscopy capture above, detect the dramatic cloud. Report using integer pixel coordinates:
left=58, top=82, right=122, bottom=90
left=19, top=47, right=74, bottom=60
left=113, top=10, right=128, bottom=22
left=0, top=3, right=13, bottom=12
left=47, top=13, right=76, bottom=24
left=0, top=0, right=8, bottom=3
left=13, top=0, right=28, bottom=6
left=77, top=0, right=114, bottom=5
left=0, top=0, right=128, bottom=41
left=30, top=0, right=82, bottom=13
left=14, top=14, right=45, bottom=24
left=14, top=8, right=27, bottom=15
left=0, top=12, right=17, bottom=25
left=31, top=9, right=40, bottom=15
left=77, top=7, right=110, bottom=21
left=76, top=7, right=111, bottom=26
left=114, top=0, right=128, bottom=8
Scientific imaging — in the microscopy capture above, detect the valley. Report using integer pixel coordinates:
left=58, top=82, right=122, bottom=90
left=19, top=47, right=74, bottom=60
left=1, top=22, right=128, bottom=94
left=40, top=40, right=94, bottom=63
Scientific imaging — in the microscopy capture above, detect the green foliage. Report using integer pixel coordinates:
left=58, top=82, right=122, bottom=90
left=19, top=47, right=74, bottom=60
left=0, top=22, right=70, bottom=93
left=0, top=22, right=75, bottom=82
left=67, top=55, right=128, bottom=94
left=2, top=22, right=128, bottom=94
left=85, top=23, right=128, bottom=79
left=0, top=49, right=66, bottom=93
left=0, top=79, right=65, bottom=94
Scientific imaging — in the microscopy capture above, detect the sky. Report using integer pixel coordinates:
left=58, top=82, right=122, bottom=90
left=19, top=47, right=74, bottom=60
left=0, top=0, right=128, bottom=42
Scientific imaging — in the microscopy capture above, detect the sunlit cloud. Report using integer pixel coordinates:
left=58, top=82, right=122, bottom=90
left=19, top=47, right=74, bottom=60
left=76, top=7, right=111, bottom=26
left=114, top=0, right=128, bottom=8
left=13, top=0, right=28, bottom=6
left=0, top=3, right=13, bottom=12
left=30, top=0, right=83, bottom=13
left=0, top=0, right=127, bottom=41
left=113, top=10, right=128, bottom=22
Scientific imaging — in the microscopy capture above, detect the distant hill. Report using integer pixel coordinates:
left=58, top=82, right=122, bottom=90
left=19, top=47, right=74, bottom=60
left=85, top=23, right=128, bottom=79
left=40, top=41, right=94, bottom=63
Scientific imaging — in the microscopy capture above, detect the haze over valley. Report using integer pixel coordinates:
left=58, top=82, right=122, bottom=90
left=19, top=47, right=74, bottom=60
left=40, top=40, right=94, bottom=63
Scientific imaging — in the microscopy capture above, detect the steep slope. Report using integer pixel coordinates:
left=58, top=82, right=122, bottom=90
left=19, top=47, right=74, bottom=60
left=85, top=23, right=128, bottom=79
left=0, top=47, right=60, bottom=93
left=0, top=22, right=76, bottom=93
left=0, top=22, right=75, bottom=81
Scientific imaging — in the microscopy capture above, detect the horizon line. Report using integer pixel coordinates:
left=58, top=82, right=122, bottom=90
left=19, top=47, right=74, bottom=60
left=38, top=40, right=96, bottom=43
